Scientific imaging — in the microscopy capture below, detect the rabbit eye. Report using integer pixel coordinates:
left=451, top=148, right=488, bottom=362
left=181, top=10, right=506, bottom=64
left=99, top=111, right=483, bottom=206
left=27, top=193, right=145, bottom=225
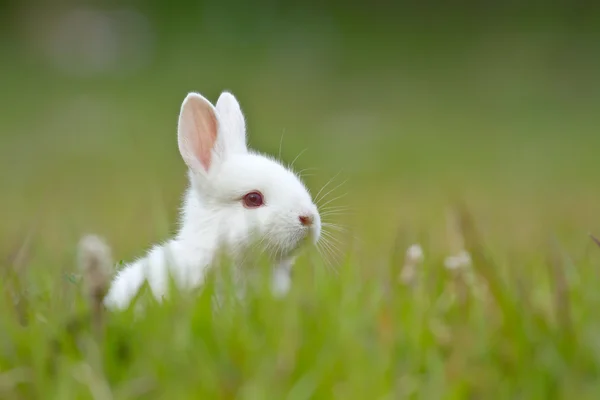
left=242, top=191, right=264, bottom=208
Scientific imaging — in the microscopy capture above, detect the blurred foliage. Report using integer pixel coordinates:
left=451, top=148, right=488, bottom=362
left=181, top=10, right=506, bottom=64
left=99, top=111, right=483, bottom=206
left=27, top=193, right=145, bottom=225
left=2, top=2, right=600, bottom=258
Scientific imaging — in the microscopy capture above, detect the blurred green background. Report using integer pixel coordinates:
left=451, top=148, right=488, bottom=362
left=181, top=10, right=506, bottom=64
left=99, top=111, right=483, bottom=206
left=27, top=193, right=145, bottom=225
left=2, top=1, right=600, bottom=265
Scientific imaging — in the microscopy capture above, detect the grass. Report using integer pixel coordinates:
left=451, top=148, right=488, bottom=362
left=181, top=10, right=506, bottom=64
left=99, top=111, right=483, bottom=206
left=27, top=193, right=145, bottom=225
left=4, top=200, right=600, bottom=399
left=3, top=17, right=600, bottom=398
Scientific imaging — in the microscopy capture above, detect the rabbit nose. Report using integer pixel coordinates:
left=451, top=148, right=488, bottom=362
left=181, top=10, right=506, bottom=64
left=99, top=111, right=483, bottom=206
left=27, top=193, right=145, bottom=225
left=299, top=214, right=314, bottom=226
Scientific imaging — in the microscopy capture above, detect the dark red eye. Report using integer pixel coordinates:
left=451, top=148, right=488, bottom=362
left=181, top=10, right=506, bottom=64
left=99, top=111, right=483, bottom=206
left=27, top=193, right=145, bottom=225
left=242, top=191, right=264, bottom=208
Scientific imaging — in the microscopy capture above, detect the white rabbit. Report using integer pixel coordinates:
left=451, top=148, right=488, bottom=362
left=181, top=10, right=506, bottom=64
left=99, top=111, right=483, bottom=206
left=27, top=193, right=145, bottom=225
left=102, top=91, right=321, bottom=310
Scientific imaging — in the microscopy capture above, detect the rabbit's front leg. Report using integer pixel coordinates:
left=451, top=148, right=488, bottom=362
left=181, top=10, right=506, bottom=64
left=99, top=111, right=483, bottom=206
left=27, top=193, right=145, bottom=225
left=271, top=257, right=294, bottom=297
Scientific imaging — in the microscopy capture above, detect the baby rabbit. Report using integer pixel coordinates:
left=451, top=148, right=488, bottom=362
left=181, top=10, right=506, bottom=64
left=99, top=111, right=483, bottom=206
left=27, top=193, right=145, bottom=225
left=102, top=91, right=321, bottom=310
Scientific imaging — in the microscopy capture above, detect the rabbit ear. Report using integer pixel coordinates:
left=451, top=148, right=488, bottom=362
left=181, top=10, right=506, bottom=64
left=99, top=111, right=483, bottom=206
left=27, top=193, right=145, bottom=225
left=215, top=91, right=248, bottom=155
left=177, top=93, right=219, bottom=174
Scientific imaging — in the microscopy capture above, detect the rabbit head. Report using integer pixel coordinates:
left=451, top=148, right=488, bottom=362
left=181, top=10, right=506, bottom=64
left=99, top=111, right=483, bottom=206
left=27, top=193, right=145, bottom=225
left=176, top=92, right=321, bottom=264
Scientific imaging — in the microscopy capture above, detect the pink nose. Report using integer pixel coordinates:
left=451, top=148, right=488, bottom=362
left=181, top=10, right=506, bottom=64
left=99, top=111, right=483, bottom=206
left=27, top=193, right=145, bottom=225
left=299, top=214, right=313, bottom=226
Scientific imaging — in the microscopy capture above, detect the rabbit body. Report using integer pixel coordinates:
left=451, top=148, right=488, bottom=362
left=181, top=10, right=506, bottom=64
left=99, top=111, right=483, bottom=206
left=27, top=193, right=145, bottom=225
left=103, top=91, right=321, bottom=310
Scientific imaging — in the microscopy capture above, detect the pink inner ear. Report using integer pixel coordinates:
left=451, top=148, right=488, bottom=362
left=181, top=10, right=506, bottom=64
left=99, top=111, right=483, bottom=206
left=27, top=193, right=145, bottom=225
left=183, top=97, right=218, bottom=171
left=193, top=106, right=217, bottom=170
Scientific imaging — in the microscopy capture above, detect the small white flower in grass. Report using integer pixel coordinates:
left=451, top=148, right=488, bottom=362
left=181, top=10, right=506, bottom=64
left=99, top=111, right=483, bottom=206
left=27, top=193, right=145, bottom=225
left=77, top=234, right=114, bottom=301
left=400, top=243, right=424, bottom=285
left=444, top=250, right=471, bottom=271
left=406, top=244, right=424, bottom=264
left=77, top=234, right=115, bottom=332
left=457, top=250, right=471, bottom=264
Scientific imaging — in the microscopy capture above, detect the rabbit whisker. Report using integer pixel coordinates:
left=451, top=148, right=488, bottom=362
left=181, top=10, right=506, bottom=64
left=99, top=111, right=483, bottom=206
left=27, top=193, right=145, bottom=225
left=278, top=129, right=285, bottom=160
left=318, top=193, right=348, bottom=210
left=290, top=148, right=308, bottom=170
left=316, top=178, right=348, bottom=207
left=313, top=171, right=342, bottom=204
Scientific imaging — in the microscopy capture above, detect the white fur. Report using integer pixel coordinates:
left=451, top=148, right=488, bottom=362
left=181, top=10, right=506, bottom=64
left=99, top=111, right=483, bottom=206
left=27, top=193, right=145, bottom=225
left=103, top=91, right=321, bottom=310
